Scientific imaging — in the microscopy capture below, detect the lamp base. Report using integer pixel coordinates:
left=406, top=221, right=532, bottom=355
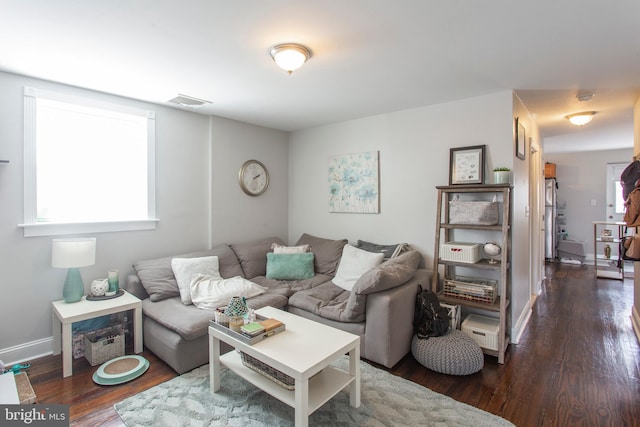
left=63, top=268, right=85, bottom=303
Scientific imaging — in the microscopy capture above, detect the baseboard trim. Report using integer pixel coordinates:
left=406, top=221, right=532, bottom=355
left=632, top=305, right=640, bottom=344
left=0, top=337, right=53, bottom=366
left=511, top=301, right=532, bottom=345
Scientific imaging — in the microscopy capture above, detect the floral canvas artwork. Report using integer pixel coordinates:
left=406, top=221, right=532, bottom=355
left=328, top=151, right=379, bottom=213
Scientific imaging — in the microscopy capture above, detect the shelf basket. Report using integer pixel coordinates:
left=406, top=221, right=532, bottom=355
left=84, top=326, right=125, bottom=366
left=240, top=351, right=295, bottom=390
left=443, top=275, right=497, bottom=304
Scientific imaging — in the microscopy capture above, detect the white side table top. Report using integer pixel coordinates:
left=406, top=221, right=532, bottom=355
left=52, top=290, right=141, bottom=322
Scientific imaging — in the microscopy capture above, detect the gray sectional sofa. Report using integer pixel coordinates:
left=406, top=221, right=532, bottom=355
left=125, top=233, right=430, bottom=374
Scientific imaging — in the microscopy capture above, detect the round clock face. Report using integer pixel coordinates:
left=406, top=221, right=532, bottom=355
left=239, top=160, right=269, bottom=196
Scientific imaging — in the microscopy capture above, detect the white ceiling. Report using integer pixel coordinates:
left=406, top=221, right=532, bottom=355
left=2, top=0, right=640, bottom=152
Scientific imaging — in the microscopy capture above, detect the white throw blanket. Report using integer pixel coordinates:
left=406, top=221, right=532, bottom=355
left=190, top=274, right=267, bottom=310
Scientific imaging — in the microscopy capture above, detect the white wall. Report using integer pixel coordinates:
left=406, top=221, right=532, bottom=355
left=0, top=72, right=289, bottom=363
left=289, top=91, right=515, bottom=260
left=210, top=117, right=289, bottom=244
left=288, top=91, right=533, bottom=340
left=545, top=148, right=633, bottom=256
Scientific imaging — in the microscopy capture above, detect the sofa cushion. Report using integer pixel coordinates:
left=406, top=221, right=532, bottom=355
left=230, top=236, right=286, bottom=279
left=295, top=233, right=348, bottom=276
left=133, top=244, right=244, bottom=302
left=287, top=281, right=360, bottom=322
left=352, top=250, right=421, bottom=295
left=251, top=273, right=334, bottom=297
left=171, top=256, right=222, bottom=305
left=332, top=244, right=384, bottom=291
left=266, top=253, right=315, bottom=280
left=142, top=293, right=288, bottom=341
left=288, top=250, right=422, bottom=323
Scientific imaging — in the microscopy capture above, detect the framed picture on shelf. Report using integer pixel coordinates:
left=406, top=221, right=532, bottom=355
left=515, top=117, right=526, bottom=160
left=449, top=145, right=485, bottom=185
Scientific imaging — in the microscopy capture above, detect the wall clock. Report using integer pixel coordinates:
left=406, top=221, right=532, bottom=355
left=238, top=160, right=269, bottom=196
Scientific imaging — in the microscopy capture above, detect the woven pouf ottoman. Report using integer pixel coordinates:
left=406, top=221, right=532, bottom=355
left=411, top=330, right=484, bottom=375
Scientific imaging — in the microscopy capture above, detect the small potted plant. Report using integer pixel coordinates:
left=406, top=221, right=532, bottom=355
left=493, top=167, right=511, bottom=184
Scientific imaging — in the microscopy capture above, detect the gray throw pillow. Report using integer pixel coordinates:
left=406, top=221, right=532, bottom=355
left=295, top=233, right=348, bottom=276
left=230, top=236, right=286, bottom=279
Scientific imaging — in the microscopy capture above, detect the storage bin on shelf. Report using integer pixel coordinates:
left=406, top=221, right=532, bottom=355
left=462, top=314, right=500, bottom=351
left=443, top=275, right=497, bottom=304
left=84, top=325, right=124, bottom=366
left=448, top=196, right=499, bottom=225
left=440, top=242, right=482, bottom=264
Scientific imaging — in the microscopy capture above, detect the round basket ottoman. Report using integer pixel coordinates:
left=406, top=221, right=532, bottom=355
left=411, top=330, right=484, bottom=375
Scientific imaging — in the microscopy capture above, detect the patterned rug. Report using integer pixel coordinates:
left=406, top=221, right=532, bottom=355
left=115, top=357, right=514, bottom=426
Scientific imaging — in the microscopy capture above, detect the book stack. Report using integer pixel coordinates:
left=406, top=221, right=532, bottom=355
left=240, top=322, right=265, bottom=337
left=240, top=318, right=284, bottom=338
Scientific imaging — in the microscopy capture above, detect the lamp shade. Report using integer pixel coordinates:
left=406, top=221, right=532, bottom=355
left=52, top=238, right=96, bottom=268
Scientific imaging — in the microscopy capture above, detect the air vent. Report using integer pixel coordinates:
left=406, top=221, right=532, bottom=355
left=167, top=94, right=211, bottom=107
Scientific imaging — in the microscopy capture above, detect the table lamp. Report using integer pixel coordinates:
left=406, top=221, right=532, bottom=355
left=52, top=238, right=96, bottom=303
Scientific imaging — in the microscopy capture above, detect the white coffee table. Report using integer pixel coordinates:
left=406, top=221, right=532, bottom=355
left=209, top=306, right=360, bottom=427
left=51, top=290, right=143, bottom=378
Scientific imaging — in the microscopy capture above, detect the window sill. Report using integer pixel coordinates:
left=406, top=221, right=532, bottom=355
left=18, top=219, right=159, bottom=237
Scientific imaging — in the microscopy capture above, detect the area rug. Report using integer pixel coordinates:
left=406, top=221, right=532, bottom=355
left=115, top=357, right=514, bottom=426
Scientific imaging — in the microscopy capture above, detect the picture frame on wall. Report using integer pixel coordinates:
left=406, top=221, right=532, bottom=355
left=449, top=145, right=485, bottom=185
left=515, top=117, right=526, bottom=160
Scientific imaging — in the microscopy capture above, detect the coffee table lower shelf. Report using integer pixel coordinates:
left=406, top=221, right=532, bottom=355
left=221, top=351, right=355, bottom=414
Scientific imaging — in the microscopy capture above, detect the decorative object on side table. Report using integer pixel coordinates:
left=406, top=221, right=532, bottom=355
left=90, top=279, right=109, bottom=297
left=493, top=167, right=511, bottom=184
left=107, top=270, right=119, bottom=295
left=449, top=145, right=485, bottom=185
left=51, top=237, right=96, bottom=303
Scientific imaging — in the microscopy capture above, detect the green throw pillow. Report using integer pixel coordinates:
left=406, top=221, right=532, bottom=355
left=266, top=253, right=315, bottom=280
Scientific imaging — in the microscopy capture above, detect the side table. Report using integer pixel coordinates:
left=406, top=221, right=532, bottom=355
left=51, top=290, right=143, bottom=378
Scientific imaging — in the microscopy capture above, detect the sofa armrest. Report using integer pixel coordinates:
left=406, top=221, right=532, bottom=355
left=363, top=268, right=431, bottom=368
left=126, top=274, right=150, bottom=301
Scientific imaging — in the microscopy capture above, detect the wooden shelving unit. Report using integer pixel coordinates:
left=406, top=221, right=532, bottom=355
left=593, top=221, right=625, bottom=280
left=431, top=184, right=511, bottom=364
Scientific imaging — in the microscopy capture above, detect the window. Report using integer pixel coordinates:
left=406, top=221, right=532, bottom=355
left=21, top=86, right=157, bottom=237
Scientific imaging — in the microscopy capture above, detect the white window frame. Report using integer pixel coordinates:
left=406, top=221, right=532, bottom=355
left=20, top=86, right=158, bottom=237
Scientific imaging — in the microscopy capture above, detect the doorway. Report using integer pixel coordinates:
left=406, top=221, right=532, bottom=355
left=606, top=162, right=627, bottom=223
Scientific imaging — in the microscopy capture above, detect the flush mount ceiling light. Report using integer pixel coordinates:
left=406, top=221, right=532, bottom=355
left=270, top=43, right=312, bottom=75
left=565, top=111, right=597, bottom=126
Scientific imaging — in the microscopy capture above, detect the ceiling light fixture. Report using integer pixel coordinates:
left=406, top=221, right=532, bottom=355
left=270, top=43, right=312, bottom=75
left=565, top=111, right=597, bottom=126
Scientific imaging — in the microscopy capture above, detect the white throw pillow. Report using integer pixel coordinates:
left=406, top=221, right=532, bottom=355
left=190, top=274, right=267, bottom=310
left=171, top=256, right=222, bottom=305
left=271, top=243, right=311, bottom=254
left=332, top=244, right=384, bottom=291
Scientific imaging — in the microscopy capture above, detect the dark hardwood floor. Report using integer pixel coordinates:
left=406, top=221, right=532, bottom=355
left=26, top=262, right=640, bottom=426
